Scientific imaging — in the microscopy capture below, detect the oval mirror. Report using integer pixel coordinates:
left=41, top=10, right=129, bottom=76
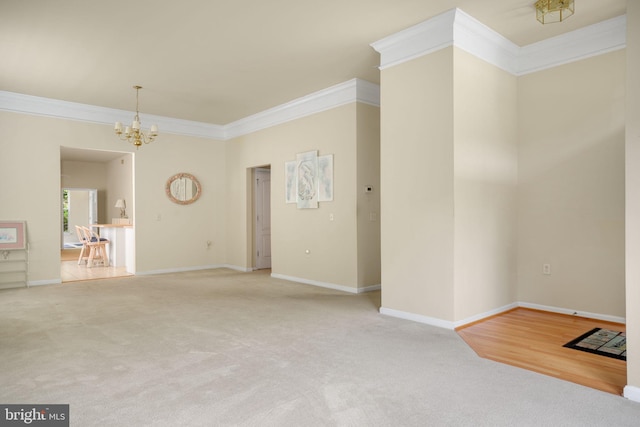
left=166, top=172, right=202, bottom=205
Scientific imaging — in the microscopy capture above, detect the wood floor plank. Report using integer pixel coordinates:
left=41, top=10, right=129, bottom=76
left=60, top=250, right=132, bottom=282
left=456, top=308, right=626, bottom=395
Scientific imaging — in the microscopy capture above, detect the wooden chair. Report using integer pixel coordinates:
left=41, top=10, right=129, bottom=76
left=75, top=225, right=90, bottom=265
left=81, top=226, right=110, bottom=268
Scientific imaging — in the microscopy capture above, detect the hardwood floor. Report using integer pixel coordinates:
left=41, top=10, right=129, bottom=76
left=60, top=249, right=132, bottom=282
left=456, top=308, right=626, bottom=395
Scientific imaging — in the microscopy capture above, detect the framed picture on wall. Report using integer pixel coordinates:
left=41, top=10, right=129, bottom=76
left=0, top=221, right=26, bottom=250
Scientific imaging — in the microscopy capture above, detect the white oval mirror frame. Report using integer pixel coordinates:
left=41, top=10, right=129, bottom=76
left=165, top=172, right=202, bottom=205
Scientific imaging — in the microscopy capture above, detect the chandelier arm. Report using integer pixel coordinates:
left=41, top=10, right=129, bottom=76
left=114, top=85, right=158, bottom=149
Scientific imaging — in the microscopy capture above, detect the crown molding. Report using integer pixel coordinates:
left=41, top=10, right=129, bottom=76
left=517, top=14, right=626, bottom=75
left=0, top=10, right=626, bottom=141
left=224, top=78, right=379, bottom=139
left=453, top=9, right=519, bottom=74
left=370, top=9, right=456, bottom=71
left=371, top=8, right=626, bottom=76
left=0, top=90, right=226, bottom=140
left=0, top=78, right=379, bottom=141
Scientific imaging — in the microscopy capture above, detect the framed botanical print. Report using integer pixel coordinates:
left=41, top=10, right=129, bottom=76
left=0, top=221, right=26, bottom=250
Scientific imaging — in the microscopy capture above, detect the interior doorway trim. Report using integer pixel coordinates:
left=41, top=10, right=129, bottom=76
left=253, top=166, right=272, bottom=270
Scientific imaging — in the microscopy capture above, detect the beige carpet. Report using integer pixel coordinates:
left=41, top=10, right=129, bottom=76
left=1, top=269, right=640, bottom=426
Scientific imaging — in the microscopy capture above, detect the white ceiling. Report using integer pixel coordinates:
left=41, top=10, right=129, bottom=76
left=0, top=0, right=626, bottom=126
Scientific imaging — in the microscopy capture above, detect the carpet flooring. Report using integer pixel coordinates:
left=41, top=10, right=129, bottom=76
left=1, top=269, right=640, bottom=426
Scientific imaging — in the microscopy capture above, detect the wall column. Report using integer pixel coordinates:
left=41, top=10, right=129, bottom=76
left=625, top=0, right=640, bottom=402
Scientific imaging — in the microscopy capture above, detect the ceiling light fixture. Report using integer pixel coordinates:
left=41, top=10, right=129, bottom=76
left=535, top=0, right=575, bottom=24
left=114, top=85, right=158, bottom=149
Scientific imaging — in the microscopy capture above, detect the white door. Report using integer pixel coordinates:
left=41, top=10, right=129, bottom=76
left=255, top=168, right=271, bottom=269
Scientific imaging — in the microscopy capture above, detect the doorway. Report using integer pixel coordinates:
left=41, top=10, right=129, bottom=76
left=60, top=147, right=134, bottom=282
left=254, top=167, right=272, bottom=270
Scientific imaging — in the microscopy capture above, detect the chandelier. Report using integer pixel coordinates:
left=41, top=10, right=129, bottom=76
left=535, top=0, right=575, bottom=24
left=114, top=85, right=158, bottom=149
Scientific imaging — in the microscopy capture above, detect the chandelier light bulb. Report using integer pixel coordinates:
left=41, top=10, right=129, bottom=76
left=114, top=85, right=158, bottom=149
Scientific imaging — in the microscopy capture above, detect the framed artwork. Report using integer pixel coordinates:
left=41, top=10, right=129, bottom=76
left=317, top=154, right=333, bottom=202
left=296, top=150, right=318, bottom=209
left=285, top=161, right=297, bottom=204
left=285, top=151, right=334, bottom=208
left=0, top=221, right=26, bottom=250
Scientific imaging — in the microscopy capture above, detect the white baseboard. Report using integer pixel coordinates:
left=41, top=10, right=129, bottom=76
left=454, top=303, right=518, bottom=329
left=136, top=264, right=231, bottom=276
left=379, top=301, right=625, bottom=331
left=271, top=273, right=377, bottom=294
left=358, top=284, right=381, bottom=293
left=379, top=307, right=455, bottom=330
left=222, top=264, right=253, bottom=273
left=518, top=302, right=625, bottom=324
left=624, top=385, right=640, bottom=403
left=28, top=279, right=62, bottom=287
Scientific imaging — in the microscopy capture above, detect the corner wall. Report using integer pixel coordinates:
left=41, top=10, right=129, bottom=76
left=453, top=49, right=518, bottom=321
left=380, top=48, right=456, bottom=321
left=517, top=51, right=626, bottom=317
left=357, top=103, right=381, bottom=288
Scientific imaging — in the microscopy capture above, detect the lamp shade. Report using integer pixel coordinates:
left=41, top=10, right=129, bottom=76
left=115, top=199, right=126, bottom=208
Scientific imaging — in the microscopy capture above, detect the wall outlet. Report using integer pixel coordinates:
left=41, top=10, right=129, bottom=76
left=543, top=264, right=551, bottom=275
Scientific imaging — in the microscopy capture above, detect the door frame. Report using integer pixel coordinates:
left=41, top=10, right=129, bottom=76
left=252, top=166, right=272, bottom=270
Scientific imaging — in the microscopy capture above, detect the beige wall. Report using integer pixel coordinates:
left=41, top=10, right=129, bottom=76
left=517, top=51, right=626, bottom=317
left=626, top=0, right=640, bottom=394
left=357, top=104, right=381, bottom=287
left=226, top=103, right=380, bottom=290
left=453, top=49, right=518, bottom=320
left=0, top=111, right=226, bottom=281
left=130, top=133, right=226, bottom=273
left=61, top=155, right=131, bottom=243
left=62, top=160, right=108, bottom=224
left=380, top=48, right=455, bottom=320
left=106, top=154, right=133, bottom=222
left=381, top=45, right=624, bottom=326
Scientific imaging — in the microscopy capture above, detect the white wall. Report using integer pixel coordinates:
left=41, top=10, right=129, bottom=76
left=517, top=51, right=626, bottom=317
